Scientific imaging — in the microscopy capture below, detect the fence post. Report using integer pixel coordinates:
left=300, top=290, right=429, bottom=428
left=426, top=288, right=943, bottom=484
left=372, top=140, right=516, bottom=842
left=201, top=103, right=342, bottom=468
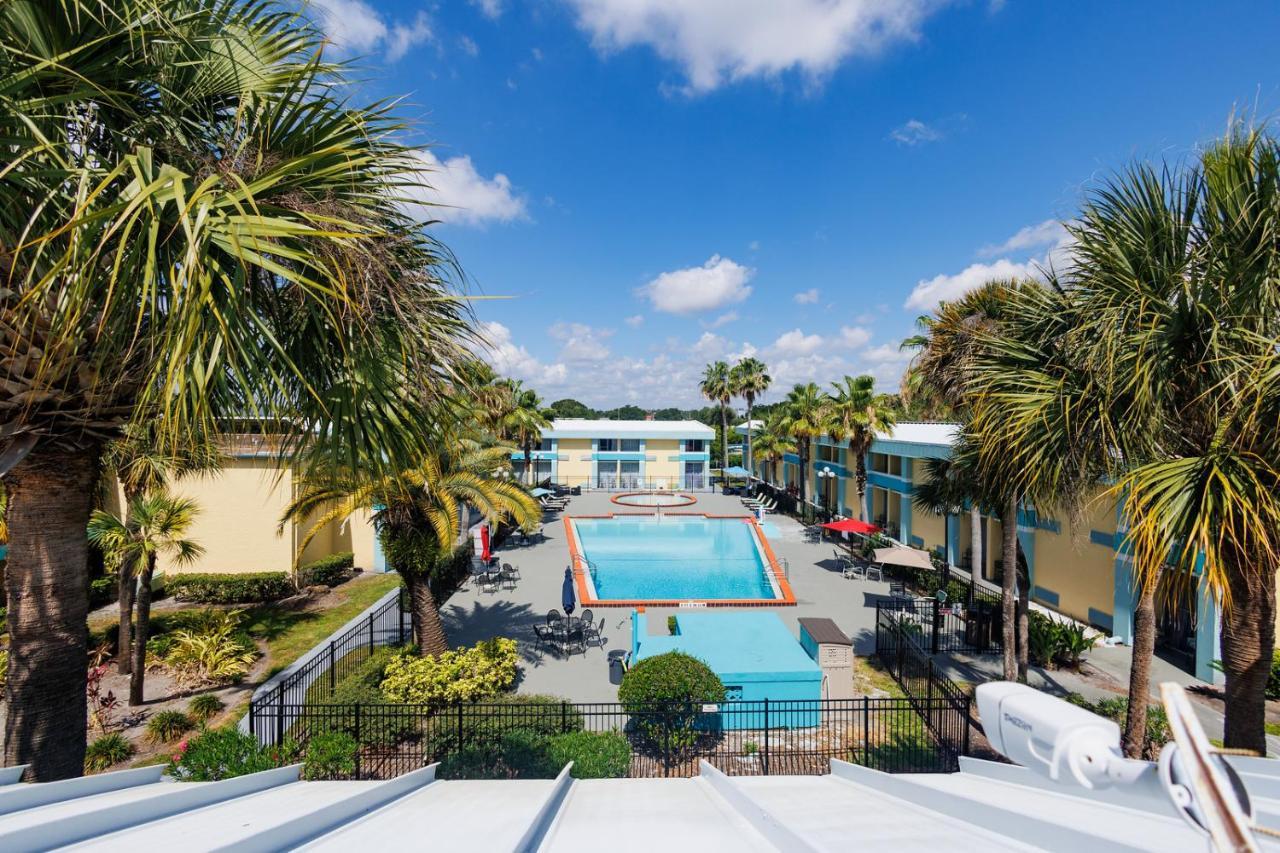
left=328, top=641, right=336, bottom=692
left=368, top=611, right=375, bottom=652
left=862, top=697, right=870, bottom=767
left=457, top=702, right=464, bottom=749
left=931, top=598, right=941, bottom=654
left=763, top=699, right=770, bottom=776
left=249, top=698, right=256, bottom=739
left=275, top=690, right=284, bottom=747
left=561, top=701, right=568, bottom=735
left=962, top=695, right=972, bottom=758
left=354, top=704, right=362, bottom=779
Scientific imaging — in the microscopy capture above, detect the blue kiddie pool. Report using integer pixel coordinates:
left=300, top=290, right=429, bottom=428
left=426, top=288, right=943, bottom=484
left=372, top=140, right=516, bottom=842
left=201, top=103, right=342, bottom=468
left=631, top=610, right=822, bottom=729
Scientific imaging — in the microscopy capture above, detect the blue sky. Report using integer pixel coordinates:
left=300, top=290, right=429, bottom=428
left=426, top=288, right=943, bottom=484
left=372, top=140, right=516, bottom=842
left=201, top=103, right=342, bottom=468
left=306, top=0, right=1280, bottom=408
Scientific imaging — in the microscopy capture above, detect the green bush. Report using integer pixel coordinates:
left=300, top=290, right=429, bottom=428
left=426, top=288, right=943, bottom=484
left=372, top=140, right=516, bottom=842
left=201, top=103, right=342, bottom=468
left=1267, top=652, right=1280, bottom=700
left=164, top=572, right=293, bottom=604
left=319, top=648, right=417, bottom=748
left=146, top=710, right=195, bottom=744
left=1067, top=693, right=1170, bottom=760
left=85, top=732, right=135, bottom=773
left=380, top=638, right=518, bottom=708
left=426, top=694, right=584, bottom=758
left=1027, top=612, right=1093, bottom=669
left=667, top=615, right=678, bottom=635
left=89, top=575, right=117, bottom=609
left=188, top=693, right=226, bottom=723
left=168, top=727, right=295, bottom=781
left=437, top=729, right=551, bottom=780
left=303, top=732, right=359, bottom=780
left=299, top=552, right=355, bottom=587
left=547, top=730, right=631, bottom=778
left=618, top=652, right=725, bottom=754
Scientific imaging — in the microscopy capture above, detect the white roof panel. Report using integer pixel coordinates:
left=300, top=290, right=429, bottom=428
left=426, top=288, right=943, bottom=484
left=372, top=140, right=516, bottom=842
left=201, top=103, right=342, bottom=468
left=546, top=419, right=714, bottom=440
left=875, top=422, right=961, bottom=447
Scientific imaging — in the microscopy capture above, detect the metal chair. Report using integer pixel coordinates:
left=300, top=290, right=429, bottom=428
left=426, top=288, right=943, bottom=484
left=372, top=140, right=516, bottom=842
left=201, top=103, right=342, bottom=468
left=532, top=624, right=555, bottom=657
left=864, top=563, right=884, bottom=582
left=579, top=608, right=593, bottom=627
left=500, top=562, right=520, bottom=589
left=889, top=580, right=908, bottom=599
left=582, top=617, right=605, bottom=650
left=547, top=609, right=563, bottom=626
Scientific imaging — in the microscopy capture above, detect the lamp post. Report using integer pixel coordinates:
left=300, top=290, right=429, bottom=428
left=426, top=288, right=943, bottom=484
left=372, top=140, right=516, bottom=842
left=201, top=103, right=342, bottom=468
left=817, top=466, right=835, bottom=522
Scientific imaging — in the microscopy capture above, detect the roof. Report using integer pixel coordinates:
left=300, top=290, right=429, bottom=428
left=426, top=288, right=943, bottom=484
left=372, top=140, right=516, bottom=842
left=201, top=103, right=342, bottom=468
left=874, top=421, right=961, bottom=447
left=545, top=419, right=714, bottom=440
left=734, top=419, right=764, bottom=434
left=636, top=611, right=821, bottom=681
left=2, top=754, right=1262, bottom=850
left=798, top=617, right=852, bottom=646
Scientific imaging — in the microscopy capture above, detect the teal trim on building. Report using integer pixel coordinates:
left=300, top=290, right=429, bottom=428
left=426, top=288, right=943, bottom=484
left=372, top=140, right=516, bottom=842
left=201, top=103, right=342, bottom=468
left=866, top=470, right=911, bottom=493
left=946, top=514, right=961, bottom=565
left=810, top=460, right=850, bottom=479
left=909, top=535, right=924, bottom=548
left=592, top=451, right=648, bottom=461
left=782, top=452, right=801, bottom=465
left=1088, top=608, right=1113, bottom=632
left=668, top=452, right=711, bottom=462
left=1089, top=529, right=1116, bottom=548
left=1033, top=586, right=1059, bottom=607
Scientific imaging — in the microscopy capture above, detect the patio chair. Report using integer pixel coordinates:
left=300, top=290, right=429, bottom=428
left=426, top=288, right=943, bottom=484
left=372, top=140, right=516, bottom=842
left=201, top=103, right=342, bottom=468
left=500, top=562, right=519, bottom=589
left=864, top=562, right=884, bottom=582
left=582, top=617, right=605, bottom=650
left=532, top=624, right=555, bottom=657
left=579, top=608, right=593, bottom=626
left=562, top=621, right=586, bottom=656
left=889, top=580, right=909, bottom=599
left=547, top=609, right=563, bottom=626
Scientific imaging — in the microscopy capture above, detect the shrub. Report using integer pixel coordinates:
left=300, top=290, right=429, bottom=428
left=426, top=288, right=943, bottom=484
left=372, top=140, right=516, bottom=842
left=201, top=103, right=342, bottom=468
left=1056, top=623, right=1093, bottom=669
left=303, top=732, right=359, bottom=780
left=188, top=693, right=226, bottom=723
left=314, top=647, right=418, bottom=748
left=1026, top=612, right=1062, bottom=668
left=299, top=552, right=355, bottom=587
left=667, top=615, right=678, bottom=635
left=1267, top=652, right=1280, bottom=700
left=546, top=730, right=631, bottom=779
left=162, top=611, right=258, bottom=686
left=425, top=694, right=584, bottom=759
left=146, top=710, right=195, bottom=744
left=618, top=652, right=725, bottom=754
left=89, top=575, right=117, bottom=609
left=379, top=638, right=518, bottom=708
left=168, top=727, right=294, bottom=781
left=437, top=729, right=551, bottom=780
left=164, top=572, right=293, bottom=604
left=1066, top=693, right=1170, bottom=760
left=85, top=733, right=135, bottom=773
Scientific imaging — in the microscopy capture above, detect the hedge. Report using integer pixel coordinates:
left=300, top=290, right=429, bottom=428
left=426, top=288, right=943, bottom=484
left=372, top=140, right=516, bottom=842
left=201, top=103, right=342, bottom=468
left=299, top=552, right=355, bottom=588
left=163, top=572, right=293, bottom=604
left=89, top=575, right=117, bottom=609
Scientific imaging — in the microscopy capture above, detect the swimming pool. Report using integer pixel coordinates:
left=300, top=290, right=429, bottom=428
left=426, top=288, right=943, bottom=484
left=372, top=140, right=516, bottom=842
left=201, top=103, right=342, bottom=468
left=566, top=515, right=794, bottom=605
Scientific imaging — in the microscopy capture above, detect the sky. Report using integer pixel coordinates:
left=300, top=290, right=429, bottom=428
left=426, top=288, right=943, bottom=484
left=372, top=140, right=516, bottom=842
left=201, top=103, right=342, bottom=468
left=304, top=0, right=1280, bottom=409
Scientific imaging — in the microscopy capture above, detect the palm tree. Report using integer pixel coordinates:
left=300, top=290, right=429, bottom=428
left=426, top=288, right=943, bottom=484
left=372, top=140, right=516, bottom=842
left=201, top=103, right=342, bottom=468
left=700, top=362, right=734, bottom=474
left=750, top=411, right=796, bottom=486
left=827, top=375, right=896, bottom=522
left=778, top=383, right=830, bottom=516
left=729, top=358, right=772, bottom=474
left=967, top=129, right=1280, bottom=754
left=87, top=496, right=203, bottom=706
left=101, top=422, right=221, bottom=676
left=501, top=383, right=552, bottom=486
left=0, top=0, right=474, bottom=778
left=284, top=438, right=540, bottom=655
left=901, top=281, right=1028, bottom=683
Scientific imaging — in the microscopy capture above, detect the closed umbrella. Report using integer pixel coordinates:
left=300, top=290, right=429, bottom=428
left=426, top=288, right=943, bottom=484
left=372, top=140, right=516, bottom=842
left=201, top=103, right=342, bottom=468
left=561, top=568, right=576, bottom=616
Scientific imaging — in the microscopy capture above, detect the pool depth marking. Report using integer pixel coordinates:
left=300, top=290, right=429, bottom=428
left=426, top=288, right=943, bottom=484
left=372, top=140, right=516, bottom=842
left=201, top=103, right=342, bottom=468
left=564, top=512, right=796, bottom=608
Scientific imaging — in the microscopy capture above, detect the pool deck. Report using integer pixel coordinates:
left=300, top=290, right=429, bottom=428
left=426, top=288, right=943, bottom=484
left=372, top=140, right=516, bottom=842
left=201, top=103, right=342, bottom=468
left=440, top=490, right=887, bottom=702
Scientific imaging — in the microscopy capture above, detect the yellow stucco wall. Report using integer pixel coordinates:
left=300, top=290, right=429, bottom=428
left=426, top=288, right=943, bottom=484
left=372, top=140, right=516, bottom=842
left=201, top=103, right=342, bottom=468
left=555, top=438, right=593, bottom=486
left=1031, top=499, right=1119, bottom=627
left=912, top=507, right=947, bottom=556
left=644, top=439, right=682, bottom=487
left=158, top=458, right=295, bottom=575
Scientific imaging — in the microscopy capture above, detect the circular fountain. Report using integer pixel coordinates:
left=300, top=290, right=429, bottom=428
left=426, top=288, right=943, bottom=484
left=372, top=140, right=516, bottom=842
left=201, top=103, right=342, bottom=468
left=609, top=491, right=698, bottom=508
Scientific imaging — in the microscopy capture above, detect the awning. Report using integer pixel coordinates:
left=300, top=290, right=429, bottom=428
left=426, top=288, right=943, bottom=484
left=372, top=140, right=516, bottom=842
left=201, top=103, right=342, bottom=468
left=722, top=466, right=752, bottom=478
left=873, top=547, right=936, bottom=571
left=530, top=487, right=553, bottom=497
left=821, top=519, right=880, bottom=535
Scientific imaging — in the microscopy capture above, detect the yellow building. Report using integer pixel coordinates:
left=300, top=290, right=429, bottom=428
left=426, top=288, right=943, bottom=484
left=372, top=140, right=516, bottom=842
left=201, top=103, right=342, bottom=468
left=743, top=421, right=1219, bottom=683
left=515, top=419, right=714, bottom=490
left=109, top=435, right=382, bottom=577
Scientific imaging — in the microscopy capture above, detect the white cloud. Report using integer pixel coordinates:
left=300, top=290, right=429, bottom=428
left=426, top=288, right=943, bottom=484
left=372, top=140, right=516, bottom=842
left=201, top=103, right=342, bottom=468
left=564, top=0, right=943, bottom=94
left=904, top=219, right=1075, bottom=310
left=624, top=314, right=645, bottom=328
left=549, top=322, right=614, bottom=363
left=889, top=119, right=942, bottom=146
left=793, top=288, right=820, bottom=305
left=837, top=326, right=871, bottom=349
left=470, top=0, right=503, bottom=19
left=307, top=0, right=433, bottom=61
left=404, top=150, right=527, bottom=227
left=458, top=35, right=480, bottom=57
left=769, top=328, right=824, bottom=356
left=704, top=311, right=738, bottom=329
left=637, top=254, right=754, bottom=314
left=748, top=240, right=760, bottom=251
left=480, top=321, right=568, bottom=387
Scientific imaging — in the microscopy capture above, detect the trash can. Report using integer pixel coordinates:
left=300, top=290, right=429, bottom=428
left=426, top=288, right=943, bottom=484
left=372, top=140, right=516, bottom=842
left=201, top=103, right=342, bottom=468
left=608, top=650, right=627, bottom=685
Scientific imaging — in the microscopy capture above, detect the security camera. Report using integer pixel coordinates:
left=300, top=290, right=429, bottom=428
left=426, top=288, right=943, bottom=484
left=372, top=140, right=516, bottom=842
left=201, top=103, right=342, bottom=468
left=976, top=682, right=1152, bottom=790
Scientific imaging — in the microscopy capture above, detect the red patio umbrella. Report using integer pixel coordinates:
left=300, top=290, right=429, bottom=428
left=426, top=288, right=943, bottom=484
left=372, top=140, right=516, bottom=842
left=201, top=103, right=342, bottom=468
left=820, top=519, right=880, bottom=535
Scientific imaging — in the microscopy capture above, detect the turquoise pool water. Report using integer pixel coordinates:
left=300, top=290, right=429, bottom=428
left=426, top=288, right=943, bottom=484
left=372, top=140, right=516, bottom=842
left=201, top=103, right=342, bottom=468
left=572, top=516, right=777, bottom=601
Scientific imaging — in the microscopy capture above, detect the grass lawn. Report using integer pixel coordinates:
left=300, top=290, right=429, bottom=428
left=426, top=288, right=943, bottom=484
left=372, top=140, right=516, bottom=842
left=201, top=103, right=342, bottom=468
left=242, top=572, right=402, bottom=680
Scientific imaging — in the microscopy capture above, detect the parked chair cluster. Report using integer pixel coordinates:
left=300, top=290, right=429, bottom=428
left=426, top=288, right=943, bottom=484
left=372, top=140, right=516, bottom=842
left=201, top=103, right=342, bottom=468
left=533, top=608, right=605, bottom=657
left=741, top=494, right=776, bottom=513
left=471, top=557, right=521, bottom=593
left=834, top=548, right=882, bottom=582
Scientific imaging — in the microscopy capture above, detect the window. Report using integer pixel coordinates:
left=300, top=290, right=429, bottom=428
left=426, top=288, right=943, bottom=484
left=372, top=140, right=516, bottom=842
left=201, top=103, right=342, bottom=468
left=597, top=438, right=616, bottom=452
left=537, top=438, right=553, bottom=451
left=817, top=444, right=841, bottom=463
left=685, top=439, right=705, bottom=452
left=620, top=439, right=641, bottom=453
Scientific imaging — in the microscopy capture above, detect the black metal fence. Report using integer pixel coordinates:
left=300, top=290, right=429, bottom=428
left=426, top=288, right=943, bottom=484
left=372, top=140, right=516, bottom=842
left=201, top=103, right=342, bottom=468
left=874, top=565, right=1004, bottom=656
left=253, top=695, right=968, bottom=780
left=248, top=591, right=409, bottom=743
left=874, top=605, right=973, bottom=762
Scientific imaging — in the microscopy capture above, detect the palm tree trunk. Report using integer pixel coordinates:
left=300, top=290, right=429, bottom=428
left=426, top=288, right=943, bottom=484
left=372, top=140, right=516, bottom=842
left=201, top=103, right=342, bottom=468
left=744, top=396, right=754, bottom=473
left=116, top=557, right=136, bottom=675
left=855, top=447, right=868, bottom=521
left=1016, top=559, right=1030, bottom=683
left=1222, top=550, right=1275, bottom=753
left=720, top=404, right=729, bottom=479
left=969, top=507, right=983, bottom=586
left=129, top=555, right=156, bottom=706
left=1123, top=581, right=1157, bottom=758
left=1000, top=495, right=1018, bottom=682
left=3, top=444, right=99, bottom=780
left=524, top=443, right=533, bottom=486
left=405, top=573, right=448, bottom=657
